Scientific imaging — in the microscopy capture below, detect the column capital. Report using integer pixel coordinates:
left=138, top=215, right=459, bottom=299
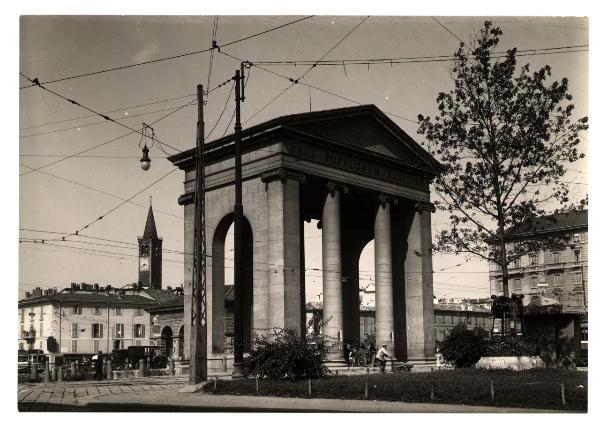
left=325, top=181, right=349, bottom=197
left=261, top=168, right=306, bottom=189
left=377, top=194, right=399, bottom=208
left=414, top=201, right=436, bottom=213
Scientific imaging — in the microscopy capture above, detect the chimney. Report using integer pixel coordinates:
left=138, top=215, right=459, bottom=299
left=24, top=291, right=31, bottom=298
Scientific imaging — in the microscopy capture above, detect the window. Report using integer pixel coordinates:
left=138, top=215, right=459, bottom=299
left=92, top=323, right=103, bottom=338
left=20, top=309, right=24, bottom=323
left=552, top=252, right=561, bottom=264
left=513, top=279, right=521, bottom=292
left=115, top=306, right=122, bottom=316
left=39, top=321, right=43, bottom=337
left=530, top=276, right=538, bottom=288
left=19, top=343, right=24, bottom=350
left=513, top=257, right=521, bottom=268
left=71, top=340, right=77, bottom=353
left=134, top=307, right=143, bottom=316
left=553, top=274, right=561, bottom=286
left=573, top=233, right=580, bottom=243
left=29, top=307, right=34, bottom=322
left=39, top=341, right=43, bottom=350
left=134, top=324, right=145, bottom=338
left=94, top=306, right=102, bottom=315
left=71, top=323, right=79, bottom=338
left=113, top=340, right=124, bottom=350
left=115, top=323, right=125, bottom=338
left=135, top=340, right=142, bottom=346
left=575, top=273, right=582, bottom=284
left=574, top=250, right=581, bottom=262
left=497, top=280, right=503, bottom=294
left=93, top=340, right=100, bottom=352
left=529, top=253, right=538, bottom=266
left=71, top=305, right=82, bottom=315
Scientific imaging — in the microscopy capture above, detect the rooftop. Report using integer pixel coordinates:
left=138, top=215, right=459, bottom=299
left=505, top=210, right=587, bottom=240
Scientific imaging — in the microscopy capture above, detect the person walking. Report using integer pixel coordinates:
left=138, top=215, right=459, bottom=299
left=92, top=351, right=103, bottom=380
left=375, top=344, right=392, bottom=373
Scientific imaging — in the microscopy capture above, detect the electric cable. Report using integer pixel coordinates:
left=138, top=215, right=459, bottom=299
left=242, top=16, right=370, bottom=125
left=19, top=16, right=314, bottom=89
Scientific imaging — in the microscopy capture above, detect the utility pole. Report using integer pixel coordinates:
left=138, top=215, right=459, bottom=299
left=190, top=84, right=207, bottom=384
left=232, top=67, right=245, bottom=378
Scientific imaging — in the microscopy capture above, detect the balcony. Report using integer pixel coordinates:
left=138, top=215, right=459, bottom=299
left=22, top=329, right=36, bottom=342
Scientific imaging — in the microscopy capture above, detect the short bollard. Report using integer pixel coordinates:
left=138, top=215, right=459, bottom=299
left=364, top=376, right=368, bottom=398
left=57, top=366, right=63, bottom=382
left=31, top=361, right=38, bottom=381
left=222, top=354, right=227, bottom=372
left=75, top=360, right=79, bottom=380
left=124, top=358, right=129, bottom=371
left=308, top=378, right=312, bottom=397
left=561, top=382, right=566, bottom=407
left=51, top=366, right=57, bottom=382
left=169, top=358, right=175, bottom=376
left=255, top=375, right=259, bottom=396
left=490, top=379, right=495, bottom=402
left=43, top=362, right=50, bottom=383
left=430, top=384, right=435, bottom=401
left=107, top=360, right=113, bottom=380
left=138, top=359, right=146, bottom=377
left=214, top=376, right=218, bottom=391
left=70, top=361, right=76, bottom=380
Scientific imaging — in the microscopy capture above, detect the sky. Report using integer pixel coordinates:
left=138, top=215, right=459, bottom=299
left=17, top=14, right=588, bottom=301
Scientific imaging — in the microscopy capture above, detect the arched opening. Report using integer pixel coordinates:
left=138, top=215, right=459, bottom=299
left=212, top=213, right=253, bottom=354
left=358, top=240, right=376, bottom=348
left=177, top=325, right=184, bottom=360
left=160, top=326, right=173, bottom=358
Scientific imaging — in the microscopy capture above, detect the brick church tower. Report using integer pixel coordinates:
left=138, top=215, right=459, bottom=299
left=138, top=198, right=162, bottom=289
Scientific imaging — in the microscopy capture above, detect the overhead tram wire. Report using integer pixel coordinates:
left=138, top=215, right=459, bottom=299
left=20, top=72, right=181, bottom=154
left=219, top=50, right=418, bottom=124
left=242, top=16, right=370, bottom=126
left=206, top=80, right=235, bottom=140
left=62, top=166, right=179, bottom=241
left=19, top=16, right=315, bottom=90
left=20, top=92, right=196, bottom=131
left=247, top=44, right=588, bottom=67
left=19, top=77, right=232, bottom=176
left=18, top=164, right=182, bottom=220
left=206, top=16, right=219, bottom=98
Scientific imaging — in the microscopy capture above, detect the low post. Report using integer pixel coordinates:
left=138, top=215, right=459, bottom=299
left=169, top=357, right=175, bottom=376
left=146, top=356, right=151, bottom=372
left=31, top=361, right=38, bottom=381
left=43, top=362, right=50, bottom=383
left=364, top=376, right=368, bottom=398
left=214, top=376, right=218, bottom=391
left=57, top=366, right=63, bottom=382
left=75, top=360, right=79, bottom=380
left=561, top=383, right=566, bottom=407
left=430, top=384, right=435, bottom=401
left=138, top=359, right=146, bottom=377
left=124, top=358, right=129, bottom=371
left=51, top=365, right=57, bottom=382
left=255, top=375, right=259, bottom=396
left=308, top=378, right=312, bottom=397
left=107, top=360, right=113, bottom=380
left=490, top=379, right=495, bottom=402
left=222, top=354, right=227, bottom=372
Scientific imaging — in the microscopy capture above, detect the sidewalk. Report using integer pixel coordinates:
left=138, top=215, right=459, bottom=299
left=18, top=376, right=560, bottom=413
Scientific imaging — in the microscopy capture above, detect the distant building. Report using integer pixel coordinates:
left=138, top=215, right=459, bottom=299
left=433, top=305, right=491, bottom=342
left=18, top=284, right=154, bottom=354
left=488, top=210, right=588, bottom=311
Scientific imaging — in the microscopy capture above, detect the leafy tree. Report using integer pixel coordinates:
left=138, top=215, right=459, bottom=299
left=439, top=322, right=488, bottom=368
left=417, top=21, right=588, bottom=296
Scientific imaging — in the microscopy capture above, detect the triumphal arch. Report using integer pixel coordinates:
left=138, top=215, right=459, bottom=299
left=169, top=104, right=441, bottom=371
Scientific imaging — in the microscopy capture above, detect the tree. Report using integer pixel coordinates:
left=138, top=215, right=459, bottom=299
left=438, top=322, right=488, bottom=368
left=417, top=21, right=588, bottom=296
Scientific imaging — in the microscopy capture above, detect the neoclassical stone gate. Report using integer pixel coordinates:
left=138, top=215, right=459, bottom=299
left=169, top=105, right=441, bottom=370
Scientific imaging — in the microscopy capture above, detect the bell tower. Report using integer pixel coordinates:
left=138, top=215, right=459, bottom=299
left=138, top=197, right=162, bottom=289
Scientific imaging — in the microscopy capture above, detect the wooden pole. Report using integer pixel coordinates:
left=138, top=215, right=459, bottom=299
left=308, top=378, right=312, bottom=397
left=561, top=383, right=566, bottom=407
left=490, top=379, right=495, bottom=402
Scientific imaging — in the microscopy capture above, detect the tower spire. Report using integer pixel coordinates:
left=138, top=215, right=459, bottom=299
left=142, top=198, right=158, bottom=239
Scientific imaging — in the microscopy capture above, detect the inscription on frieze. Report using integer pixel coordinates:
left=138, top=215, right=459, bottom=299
left=284, top=142, right=428, bottom=191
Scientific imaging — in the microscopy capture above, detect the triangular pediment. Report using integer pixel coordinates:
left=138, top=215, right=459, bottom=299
left=283, top=105, right=438, bottom=172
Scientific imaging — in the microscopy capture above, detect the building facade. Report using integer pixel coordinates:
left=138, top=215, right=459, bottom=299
left=488, top=210, right=588, bottom=311
left=18, top=284, right=153, bottom=354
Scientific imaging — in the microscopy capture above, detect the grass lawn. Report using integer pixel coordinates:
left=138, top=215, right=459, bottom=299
left=208, top=368, right=587, bottom=411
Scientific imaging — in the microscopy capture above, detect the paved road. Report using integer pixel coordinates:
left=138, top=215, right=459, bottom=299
left=17, top=375, right=564, bottom=413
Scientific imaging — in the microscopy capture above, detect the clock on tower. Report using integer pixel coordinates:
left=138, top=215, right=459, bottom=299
left=138, top=198, right=162, bottom=289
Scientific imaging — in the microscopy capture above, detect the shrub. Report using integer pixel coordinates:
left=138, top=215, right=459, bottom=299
left=439, top=323, right=488, bottom=368
left=485, top=336, right=537, bottom=357
left=244, top=327, right=331, bottom=379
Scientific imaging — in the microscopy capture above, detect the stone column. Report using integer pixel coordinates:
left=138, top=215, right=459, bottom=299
left=375, top=195, right=396, bottom=353
left=405, top=201, right=436, bottom=362
left=262, top=169, right=306, bottom=333
left=322, top=182, right=347, bottom=362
